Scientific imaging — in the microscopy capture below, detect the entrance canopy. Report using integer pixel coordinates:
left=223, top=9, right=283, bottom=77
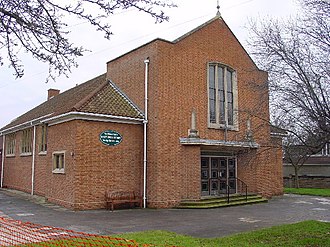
left=179, top=138, right=259, bottom=152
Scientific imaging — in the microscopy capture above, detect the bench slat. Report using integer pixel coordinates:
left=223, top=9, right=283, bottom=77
left=105, top=190, right=142, bottom=211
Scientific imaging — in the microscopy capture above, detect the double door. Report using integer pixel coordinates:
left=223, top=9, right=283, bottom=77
left=201, top=157, right=236, bottom=196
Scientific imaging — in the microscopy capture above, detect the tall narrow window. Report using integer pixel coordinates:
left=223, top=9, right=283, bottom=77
left=208, top=63, right=237, bottom=129
left=21, top=128, right=32, bottom=154
left=39, top=124, right=47, bottom=153
left=5, top=133, right=16, bottom=156
left=227, top=70, right=234, bottom=126
left=218, top=66, right=225, bottom=124
left=209, top=65, right=216, bottom=123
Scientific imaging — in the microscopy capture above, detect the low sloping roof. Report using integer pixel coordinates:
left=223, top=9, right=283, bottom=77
left=270, top=125, right=287, bottom=137
left=1, top=74, right=143, bottom=133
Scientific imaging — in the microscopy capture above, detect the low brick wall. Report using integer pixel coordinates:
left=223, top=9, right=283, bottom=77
left=284, top=175, right=330, bottom=189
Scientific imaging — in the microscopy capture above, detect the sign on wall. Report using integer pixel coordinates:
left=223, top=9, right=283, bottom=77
left=99, top=130, right=122, bottom=146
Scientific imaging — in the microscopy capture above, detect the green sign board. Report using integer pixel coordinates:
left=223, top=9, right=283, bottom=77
left=99, top=130, right=122, bottom=146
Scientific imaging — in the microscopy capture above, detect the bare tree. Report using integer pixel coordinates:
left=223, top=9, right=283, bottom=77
left=247, top=0, right=330, bottom=181
left=283, top=132, right=325, bottom=188
left=0, top=0, right=176, bottom=81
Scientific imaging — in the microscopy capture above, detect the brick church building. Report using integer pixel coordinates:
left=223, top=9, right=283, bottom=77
left=0, top=14, right=283, bottom=210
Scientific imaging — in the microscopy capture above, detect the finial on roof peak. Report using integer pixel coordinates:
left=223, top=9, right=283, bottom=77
left=216, top=0, right=221, bottom=17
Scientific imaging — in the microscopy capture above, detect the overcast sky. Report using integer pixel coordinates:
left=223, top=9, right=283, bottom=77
left=0, top=0, right=299, bottom=128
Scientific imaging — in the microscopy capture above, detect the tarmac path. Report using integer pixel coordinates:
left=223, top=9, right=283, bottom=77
left=0, top=189, right=329, bottom=238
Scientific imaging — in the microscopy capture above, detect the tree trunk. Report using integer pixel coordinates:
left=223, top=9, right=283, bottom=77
left=293, top=166, right=300, bottom=188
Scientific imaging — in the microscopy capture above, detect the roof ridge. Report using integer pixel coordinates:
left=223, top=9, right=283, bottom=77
left=107, top=16, right=222, bottom=64
left=172, top=15, right=221, bottom=43
left=109, top=81, right=144, bottom=118
left=72, top=74, right=107, bottom=111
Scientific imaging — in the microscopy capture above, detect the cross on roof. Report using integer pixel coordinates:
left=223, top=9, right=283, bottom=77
left=216, top=0, right=221, bottom=16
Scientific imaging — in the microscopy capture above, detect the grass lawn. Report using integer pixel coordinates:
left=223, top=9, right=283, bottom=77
left=114, top=220, right=330, bottom=246
left=23, top=220, right=330, bottom=246
left=284, top=187, right=330, bottom=197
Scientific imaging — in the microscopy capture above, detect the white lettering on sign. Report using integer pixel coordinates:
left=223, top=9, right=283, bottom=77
left=99, top=130, right=122, bottom=146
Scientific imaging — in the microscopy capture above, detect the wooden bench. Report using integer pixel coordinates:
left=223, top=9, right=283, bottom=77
left=105, top=190, right=142, bottom=211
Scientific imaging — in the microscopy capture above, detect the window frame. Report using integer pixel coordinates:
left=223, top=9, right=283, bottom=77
left=313, top=143, right=330, bottom=156
left=5, top=133, right=16, bottom=157
left=52, top=151, right=65, bottom=174
left=207, top=62, right=238, bottom=130
left=322, top=143, right=330, bottom=156
left=39, top=124, right=48, bottom=154
left=21, top=128, right=33, bottom=155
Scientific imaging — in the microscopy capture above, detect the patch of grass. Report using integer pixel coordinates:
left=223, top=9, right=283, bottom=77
left=113, top=220, right=330, bottom=247
left=217, top=220, right=330, bottom=247
left=284, top=187, right=330, bottom=197
left=19, top=220, right=330, bottom=246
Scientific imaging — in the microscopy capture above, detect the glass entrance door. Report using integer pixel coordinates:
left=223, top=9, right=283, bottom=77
left=201, top=156, right=236, bottom=196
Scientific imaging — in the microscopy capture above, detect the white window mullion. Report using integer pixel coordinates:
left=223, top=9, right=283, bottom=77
left=215, top=66, right=220, bottom=126
left=223, top=68, right=228, bottom=127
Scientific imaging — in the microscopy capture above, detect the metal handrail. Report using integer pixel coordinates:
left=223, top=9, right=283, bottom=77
left=226, top=177, right=248, bottom=203
left=236, top=177, right=248, bottom=202
left=226, top=184, right=230, bottom=203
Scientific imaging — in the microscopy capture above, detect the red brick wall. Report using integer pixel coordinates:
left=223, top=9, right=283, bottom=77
left=0, top=136, right=3, bottom=184
left=73, top=120, right=143, bottom=210
left=269, top=136, right=284, bottom=195
left=44, top=121, right=77, bottom=208
left=2, top=130, right=33, bottom=193
left=2, top=120, right=143, bottom=210
left=33, top=125, right=48, bottom=196
left=107, top=17, right=283, bottom=207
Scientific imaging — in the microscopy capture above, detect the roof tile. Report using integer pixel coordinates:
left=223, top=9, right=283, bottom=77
left=1, top=74, right=143, bottom=131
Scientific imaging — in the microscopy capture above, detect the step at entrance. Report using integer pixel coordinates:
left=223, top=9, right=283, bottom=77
left=177, top=194, right=268, bottom=209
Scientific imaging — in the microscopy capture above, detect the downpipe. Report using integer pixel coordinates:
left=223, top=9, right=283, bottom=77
left=143, top=58, right=150, bottom=208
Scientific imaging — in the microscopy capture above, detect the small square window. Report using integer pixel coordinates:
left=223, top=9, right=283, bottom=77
left=53, top=152, right=65, bottom=174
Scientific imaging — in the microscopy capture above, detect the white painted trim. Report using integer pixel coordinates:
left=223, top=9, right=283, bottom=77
left=41, top=112, right=144, bottom=126
left=1, top=135, right=5, bottom=188
left=38, top=151, right=47, bottom=156
left=0, top=113, right=54, bottom=135
left=20, top=153, right=32, bottom=157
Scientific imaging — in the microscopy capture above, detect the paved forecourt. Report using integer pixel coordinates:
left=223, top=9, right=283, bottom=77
left=0, top=189, right=329, bottom=238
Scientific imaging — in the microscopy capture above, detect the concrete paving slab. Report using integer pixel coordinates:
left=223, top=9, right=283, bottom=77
left=0, top=189, right=329, bottom=238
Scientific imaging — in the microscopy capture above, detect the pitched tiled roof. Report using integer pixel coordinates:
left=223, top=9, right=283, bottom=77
left=77, top=82, right=143, bottom=119
left=1, top=74, right=143, bottom=132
